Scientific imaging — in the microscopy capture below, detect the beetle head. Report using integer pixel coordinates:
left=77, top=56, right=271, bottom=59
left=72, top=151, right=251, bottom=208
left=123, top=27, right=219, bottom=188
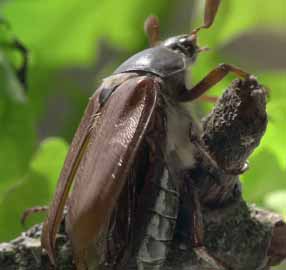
left=145, top=0, right=221, bottom=58
left=161, top=34, right=200, bottom=62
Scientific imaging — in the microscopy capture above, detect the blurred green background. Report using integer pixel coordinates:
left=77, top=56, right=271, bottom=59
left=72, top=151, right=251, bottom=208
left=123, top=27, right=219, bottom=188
left=0, top=0, right=285, bottom=267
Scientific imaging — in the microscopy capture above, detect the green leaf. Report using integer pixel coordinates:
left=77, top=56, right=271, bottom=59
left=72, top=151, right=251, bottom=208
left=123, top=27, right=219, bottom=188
left=30, top=137, right=69, bottom=192
left=0, top=171, right=49, bottom=241
left=0, top=137, right=68, bottom=241
left=203, top=0, right=285, bottom=46
left=242, top=150, right=285, bottom=205
left=2, top=0, right=170, bottom=66
left=0, top=50, right=35, bottom=194
left=0, top=49, right=26, bottom=103
left=256, top=72, right=286, bottom=170
left=264, top=190, right=286, bottom=217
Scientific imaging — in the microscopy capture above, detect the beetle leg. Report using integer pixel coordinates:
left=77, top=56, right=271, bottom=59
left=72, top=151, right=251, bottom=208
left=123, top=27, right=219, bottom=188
left=204, top=0, right=221, bottom=29
left=185, top=181, right=228, bottom=270
left=178, top=63, right=251, bottom=102
left=191, top=130, right=249, bottom=176
left=198, top=95, right=218, bottom=103
left=21, top=206, right=49, bottom=227
left=192, top=0, right=221, bottom=34
left=144, top=15, right=160, bottom=47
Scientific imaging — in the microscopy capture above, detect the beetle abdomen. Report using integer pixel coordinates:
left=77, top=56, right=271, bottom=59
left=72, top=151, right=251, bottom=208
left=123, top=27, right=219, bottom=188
left=136, top=168, right=179, bottom=270
left=114, top=47, right=185, bottom=78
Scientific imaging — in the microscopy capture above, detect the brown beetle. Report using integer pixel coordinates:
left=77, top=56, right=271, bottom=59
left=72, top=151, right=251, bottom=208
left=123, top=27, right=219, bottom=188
left=33, top=0, right=252, bottom=269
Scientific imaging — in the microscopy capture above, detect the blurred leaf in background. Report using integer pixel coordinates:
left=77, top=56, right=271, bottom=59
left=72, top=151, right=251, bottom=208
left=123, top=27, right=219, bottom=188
left=0, top=23, right=35, bottom=199
left=0, top=0, right=285, bottom=255
left=0, top=138, right=68, bottom=240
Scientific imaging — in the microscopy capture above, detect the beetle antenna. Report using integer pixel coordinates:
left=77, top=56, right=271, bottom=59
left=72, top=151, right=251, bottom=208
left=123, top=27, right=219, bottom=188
left=144, top=15, right=160, bottom=47
left=192, top=0, right=221, bottom=35
left=197, top=46, right=210, bottom=53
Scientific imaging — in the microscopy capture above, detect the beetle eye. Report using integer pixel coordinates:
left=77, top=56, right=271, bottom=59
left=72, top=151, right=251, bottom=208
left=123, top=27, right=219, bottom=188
left=162, top=35, right=197, bottom=57
left=180, top=39, right=196, bottom=56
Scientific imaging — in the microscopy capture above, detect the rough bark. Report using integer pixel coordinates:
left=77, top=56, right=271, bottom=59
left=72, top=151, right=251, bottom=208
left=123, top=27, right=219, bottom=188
left=0, top=77, right=285, bottom=270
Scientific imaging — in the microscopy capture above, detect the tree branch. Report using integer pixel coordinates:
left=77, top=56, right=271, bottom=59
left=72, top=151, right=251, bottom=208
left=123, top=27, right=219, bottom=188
left=0, top=78, right=285, bottom=270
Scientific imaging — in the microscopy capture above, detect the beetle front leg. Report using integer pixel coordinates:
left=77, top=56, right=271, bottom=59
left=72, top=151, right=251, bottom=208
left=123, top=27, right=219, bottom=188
left=178, top=64, right=251, bottom=102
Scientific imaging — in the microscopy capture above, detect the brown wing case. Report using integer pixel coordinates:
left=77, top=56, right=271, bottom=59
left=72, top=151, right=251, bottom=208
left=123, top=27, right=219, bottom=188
left=41, top=75, right=159, bottom=265
left=41, top=86, right=101, bottom=264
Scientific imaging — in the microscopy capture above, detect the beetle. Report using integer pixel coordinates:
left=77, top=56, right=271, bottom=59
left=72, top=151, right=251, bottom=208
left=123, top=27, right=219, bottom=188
left=39, top=0, right=252, bottom=269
